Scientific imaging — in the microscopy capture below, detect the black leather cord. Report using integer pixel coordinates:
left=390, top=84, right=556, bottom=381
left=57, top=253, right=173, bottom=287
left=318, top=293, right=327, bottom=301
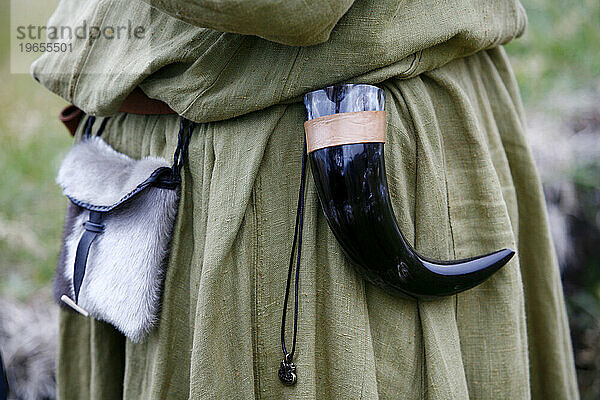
left=96, top=117, right=110, bottom=137
left=83, top=115, right=110, bottom=138
left=279, top=140, right=308, bottom=386
left=171, top=118, right=195, bottom=183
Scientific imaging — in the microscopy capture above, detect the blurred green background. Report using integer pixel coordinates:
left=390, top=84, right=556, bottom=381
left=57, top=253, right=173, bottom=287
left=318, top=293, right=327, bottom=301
left=0, top=0, right=598, bottom=398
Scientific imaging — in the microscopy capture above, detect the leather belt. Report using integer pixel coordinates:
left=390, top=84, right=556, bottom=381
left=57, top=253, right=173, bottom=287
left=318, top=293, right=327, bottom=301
left=59, top=87, right=177, bottom=136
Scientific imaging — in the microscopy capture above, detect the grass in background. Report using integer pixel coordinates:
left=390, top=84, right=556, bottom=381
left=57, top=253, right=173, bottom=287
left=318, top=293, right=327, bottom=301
left=506, top=0, right=600, bottom=103
left=0, top=0, right=69, bottom=300
left=508, top=3, right=600, bottom=398
left=0, top=111, right=70, bottom=300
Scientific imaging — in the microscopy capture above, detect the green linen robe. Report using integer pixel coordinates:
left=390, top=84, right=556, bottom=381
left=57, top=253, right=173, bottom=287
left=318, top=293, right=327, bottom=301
left=34, top=0, right=578, bottom=398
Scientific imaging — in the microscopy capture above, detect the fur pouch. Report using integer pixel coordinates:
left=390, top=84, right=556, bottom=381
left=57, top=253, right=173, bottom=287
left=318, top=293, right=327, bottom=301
left=54, top=122, right=191, bottom=342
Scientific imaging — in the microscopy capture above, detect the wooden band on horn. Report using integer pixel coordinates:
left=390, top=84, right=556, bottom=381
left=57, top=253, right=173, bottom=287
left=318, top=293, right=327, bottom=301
left=304, top=110, right=386, bottom=153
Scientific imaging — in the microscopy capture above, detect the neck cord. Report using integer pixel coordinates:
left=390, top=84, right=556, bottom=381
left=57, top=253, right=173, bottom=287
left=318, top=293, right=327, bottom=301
left=279, top=140, right=308, bottom=386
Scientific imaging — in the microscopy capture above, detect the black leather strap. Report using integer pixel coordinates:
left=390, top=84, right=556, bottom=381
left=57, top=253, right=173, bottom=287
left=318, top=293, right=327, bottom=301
left=83, top=116, right=95, bottom=138
left=73, top=211, right=104, bottom=303
left=83, top=115, right=110, bottom=139
left=0, top=348, right=8, bottom=399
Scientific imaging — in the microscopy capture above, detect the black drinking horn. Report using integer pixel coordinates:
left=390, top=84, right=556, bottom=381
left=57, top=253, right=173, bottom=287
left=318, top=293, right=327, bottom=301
left=304, top=84, right=515, bottom=299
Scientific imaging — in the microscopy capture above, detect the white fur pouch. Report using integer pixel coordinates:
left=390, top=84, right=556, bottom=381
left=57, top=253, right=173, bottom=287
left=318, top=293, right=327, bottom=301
left=53, top=118, right=193, bottom=342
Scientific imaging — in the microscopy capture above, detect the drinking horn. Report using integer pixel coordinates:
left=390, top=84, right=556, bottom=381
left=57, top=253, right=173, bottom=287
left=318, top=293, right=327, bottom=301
left=303, top=84, right=515, bottom=299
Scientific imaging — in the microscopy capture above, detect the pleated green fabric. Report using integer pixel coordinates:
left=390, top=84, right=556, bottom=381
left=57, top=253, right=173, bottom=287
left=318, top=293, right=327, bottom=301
left=31, top=0, right=527, bottom=123
left=56, top=47, right=578, bottom=399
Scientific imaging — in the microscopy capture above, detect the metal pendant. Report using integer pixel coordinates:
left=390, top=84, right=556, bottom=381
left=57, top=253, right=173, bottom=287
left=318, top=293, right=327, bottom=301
left=278, top=356, right=297, bottom=386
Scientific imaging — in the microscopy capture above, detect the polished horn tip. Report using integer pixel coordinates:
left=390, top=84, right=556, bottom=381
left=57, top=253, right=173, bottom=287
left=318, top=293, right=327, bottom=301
left=496, top=247, right=517, bottom=268
left=419, top=247, right=516, bottom=276
left=413, top=247, right=517, bottom=298
left=483, top=247, right=516, bottom=269
left=486, top=247, right=516, bottom=262
left=500, top=248, right=516, bottom=262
